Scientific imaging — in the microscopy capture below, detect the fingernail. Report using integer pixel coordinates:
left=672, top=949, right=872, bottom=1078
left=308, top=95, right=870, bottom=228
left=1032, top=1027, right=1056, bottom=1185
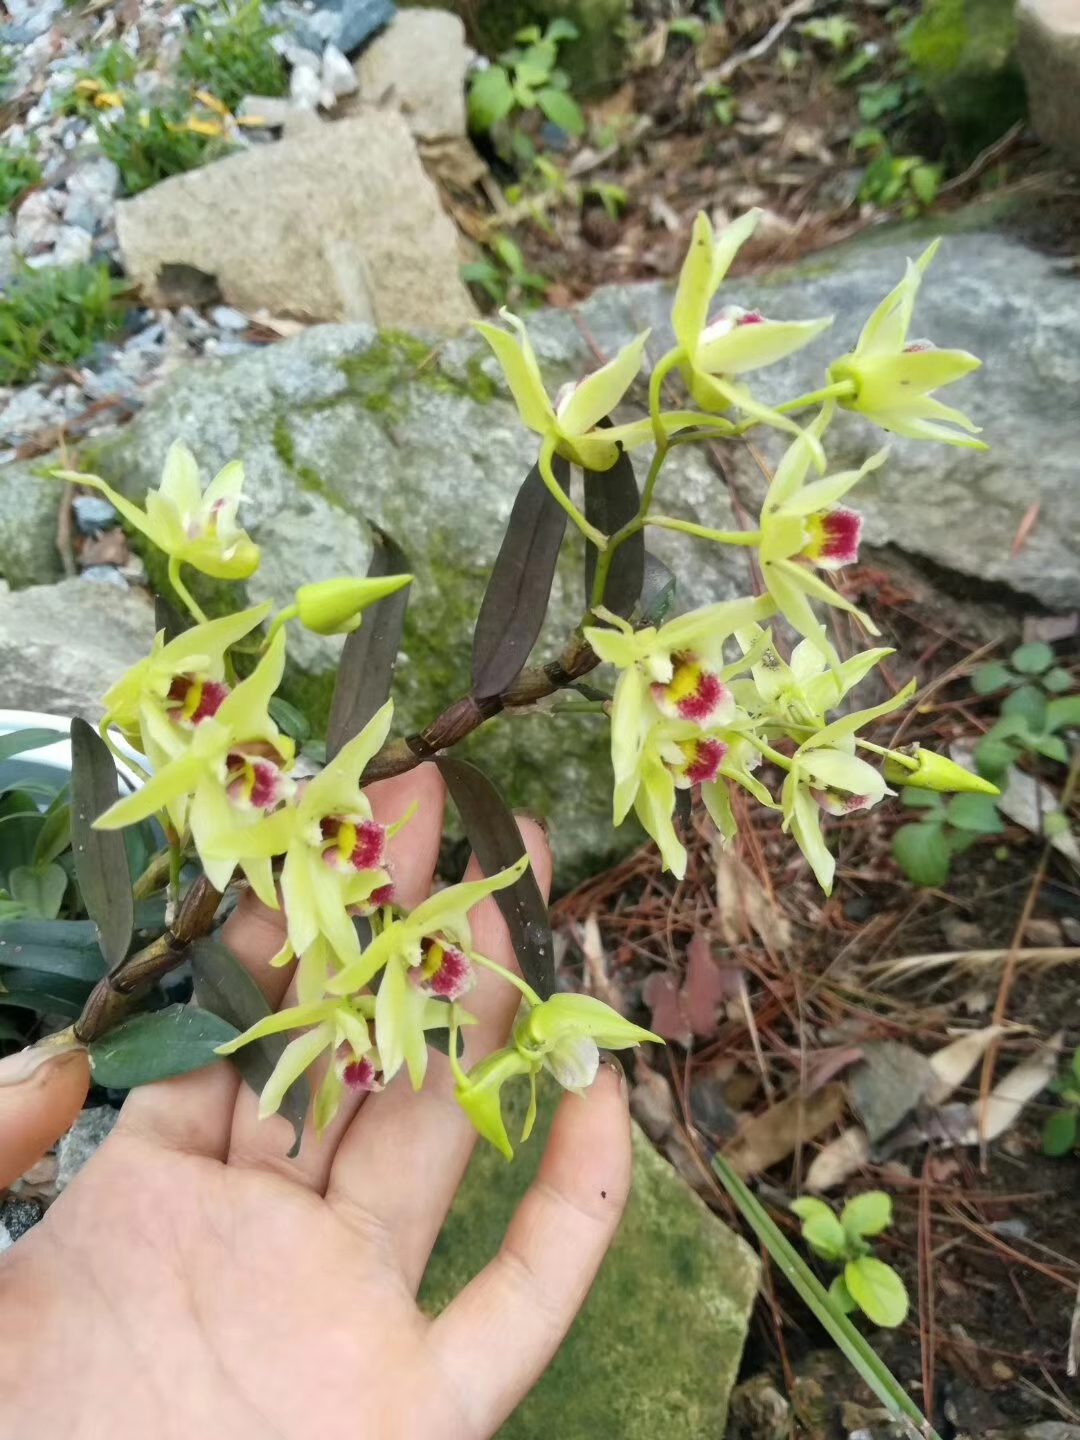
left=0, top=1034, right=84, bottom=1088
left=598, top=1049, right=629, bottom=1102
left=512, top=808, right=549, bottom=837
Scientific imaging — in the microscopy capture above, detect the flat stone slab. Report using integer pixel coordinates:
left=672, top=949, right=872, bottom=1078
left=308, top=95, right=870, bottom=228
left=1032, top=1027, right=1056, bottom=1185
left=1018, top=0, right=1080, bottom=164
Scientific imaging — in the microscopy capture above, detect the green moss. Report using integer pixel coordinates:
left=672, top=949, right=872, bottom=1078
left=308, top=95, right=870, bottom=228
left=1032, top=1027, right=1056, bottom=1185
left=902, top=0, right=1025, bottom=154
left=334, top=330, right=498, bottom=423
left=271, top=414, right=295, bottom=468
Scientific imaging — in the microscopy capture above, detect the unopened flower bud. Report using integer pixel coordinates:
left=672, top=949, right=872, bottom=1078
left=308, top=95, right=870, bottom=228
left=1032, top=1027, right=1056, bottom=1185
left=295, top=573, right=412, bottom=635
left=516, top=992, right=659, bottom=1058
left=883, top=744, right=1000, bottom=795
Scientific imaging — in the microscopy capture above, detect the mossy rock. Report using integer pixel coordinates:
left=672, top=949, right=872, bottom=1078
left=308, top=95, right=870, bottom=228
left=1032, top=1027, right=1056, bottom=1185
left=903, top=0, right=1026, bottom=154
left=419, top=1078, right=760, bottom=1437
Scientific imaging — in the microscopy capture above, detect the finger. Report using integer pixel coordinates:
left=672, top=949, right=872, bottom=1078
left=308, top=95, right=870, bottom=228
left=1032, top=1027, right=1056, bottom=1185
left=0, top=1047, right=90, bottom=1189
left=327, top=818, right=551, bottom=1289
left=115, top=885, right=294, bottom=1161
left=226, top=764, right=446, bottom=1190
left=429, top=1061, right=631, bottom=1436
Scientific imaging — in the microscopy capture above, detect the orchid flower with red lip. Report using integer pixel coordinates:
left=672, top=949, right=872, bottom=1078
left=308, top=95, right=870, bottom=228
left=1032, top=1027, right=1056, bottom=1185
left=757, top=408, right=890, bottom=664
left=734, top=627, right=896, bottom=731
left=670, top=209, right=833, bottom=460
left=826, top=239, right=985, bottom=448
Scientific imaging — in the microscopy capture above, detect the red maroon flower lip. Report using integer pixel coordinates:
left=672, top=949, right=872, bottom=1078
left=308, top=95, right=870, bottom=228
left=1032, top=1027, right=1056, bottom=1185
left=413, top=937, right=474, bottom=1001
left=343, top=1055, right=379, bottom=1091
left=807, top=507, right=861, bottom=570
left=652, top=655, right=732, bottom=726
left=681, top=737, right=728, bottom=786
left=167, top=675, right=230, bottom=725
left=349, top=820, right=386, bottom=871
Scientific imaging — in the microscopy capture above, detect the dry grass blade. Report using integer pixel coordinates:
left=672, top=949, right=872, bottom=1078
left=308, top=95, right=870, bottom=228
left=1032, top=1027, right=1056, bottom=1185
left=578, top=912, right=627, bottom=1015
left=926, top=1025, right=1014, bottom=1106
left=957, top=1032, right=1063, bottom=1146
left=870, top=948, right=1080, bottom=988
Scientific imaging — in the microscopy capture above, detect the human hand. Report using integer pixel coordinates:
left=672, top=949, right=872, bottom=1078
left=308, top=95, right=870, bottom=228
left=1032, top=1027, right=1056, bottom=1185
left=0, top=766, right=632, bottom=1438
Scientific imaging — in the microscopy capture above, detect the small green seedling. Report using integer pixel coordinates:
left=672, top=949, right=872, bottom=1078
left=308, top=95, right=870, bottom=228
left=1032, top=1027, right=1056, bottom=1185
left=853, top=128, right=940, bottom=216
left=891, top=787, right=1003, bottom=889
left=1042, top=1045, right=1080, bottom=1155
left=792, top=1191, right=909, bottom=1328
left=0, top=148, right=42, bottom=212
left=460, top=234, right=547, bottom=310
left=971, top=642, right=1078, bottom=781
left=178, top=0, right=286, bottom=113
left=0, top=262, right=129, bottom=384
left=467, top=20, right=585, bottom=163
left=799, top=15, right=860, bottom=52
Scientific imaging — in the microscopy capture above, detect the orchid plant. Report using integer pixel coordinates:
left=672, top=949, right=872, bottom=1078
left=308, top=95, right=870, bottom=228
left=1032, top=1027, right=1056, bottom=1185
left=12, top=210, right=997, bottom=1161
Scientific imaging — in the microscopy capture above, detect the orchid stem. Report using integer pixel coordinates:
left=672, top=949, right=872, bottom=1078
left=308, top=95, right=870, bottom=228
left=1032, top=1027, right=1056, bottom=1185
left=589, top=436, right=669, bottom=611
left=856, top=738, right=919, bottom=770
left=167, top=557, right=209, bottom=624
left=539, top=438, right=607, bottom=550
left=648, top=348, right=682, bottom=448
left=264, top=605, right=298, bottom=648
left=742, top=734, right=794, bottom=771
left=648, top=515, right=762, bottom=546
left=469, top=951, right=542, bottom=1008
left=773, top=380, right=855, bottom=415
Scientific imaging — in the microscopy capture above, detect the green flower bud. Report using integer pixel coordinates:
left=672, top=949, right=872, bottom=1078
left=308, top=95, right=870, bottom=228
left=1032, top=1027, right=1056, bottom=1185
left=295, top=573, right=412, bottom=635
left=883, top=744, right=999, bottom=796
left=515, top=992, right=660, bottom=1059
left=454, top=1046, right=533, bottom=1161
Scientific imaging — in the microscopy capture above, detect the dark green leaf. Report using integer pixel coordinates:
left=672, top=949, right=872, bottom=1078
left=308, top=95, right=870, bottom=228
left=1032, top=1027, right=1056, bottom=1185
left=1043, top=668, right=1074, bottom=694
left=535, top=86, right=585, bottom=133
left=891, top=822, right=950, bottom=887
left=9, top=863, right=68, bottom=919
left=0, top=918, right=106, bottom=980
left=154, top=593, right=189, bottom=641
left=0, top=728, right=66, bottom=764
left=1034, top=734, right=1069, bottom=764
left=1001, top=684, right=1047, bottom=734
left=583, top=449, right=644, bottom=618
left=189, top=936, right=308, bottom=1157
left=970, top=662, right=1013, bottom=695
left=467, top=65, right=515, bottom=132
left=544, top=17, right=579, bottom=43
left=32, top=788, right=71, bottom=867
left=268, top=695, right=311, bottom=744
left=326, top=528, right=411, bottom=761
left=0, top=1011, right=27, bottom=1042
left=0, top=966, right=93, bottom=1017
left=974, top=734, right=1017, bottom=780
left=88, top=1003, right=240, bottom=1088
left=639, top=551, right=676, bottom=625
left=900, top=789, right=943, bottom=809
left=472, top=458, right=570, bottom=700
left=437, top=756, right=554, bottom=999
left=1047, top=695, right=1080, bottom=732
left=1043, top=1108, right=1078, bottom=1156
left=944, top=828, right=978, bottom=855
left=1010, top=641, right=1054, bottom=675
left=0, top=788, right=44, bottom=883
left=70, top=718, right=133, bottom=969
left=945, top=793, right=1004, bottom=834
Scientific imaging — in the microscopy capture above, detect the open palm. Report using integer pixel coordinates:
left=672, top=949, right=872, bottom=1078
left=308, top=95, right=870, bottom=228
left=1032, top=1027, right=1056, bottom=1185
left=0, top=767, right=631, bottom=1439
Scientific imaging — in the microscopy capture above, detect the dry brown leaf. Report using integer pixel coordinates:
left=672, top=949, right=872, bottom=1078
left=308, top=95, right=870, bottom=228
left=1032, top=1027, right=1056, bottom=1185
left=714, top=848, right=791, bottom=951
left=722, top=1083, right=846, bottom=1178
left=578, top=913, right=626, bottom=1016
left=805, top=1125, right=871, bottom=1192
left=956, top=1032, right=1063, bottom=1145
left=926, top=1025, right=1012, bottom=1106
left=641, top=971, right=691, bottom=1044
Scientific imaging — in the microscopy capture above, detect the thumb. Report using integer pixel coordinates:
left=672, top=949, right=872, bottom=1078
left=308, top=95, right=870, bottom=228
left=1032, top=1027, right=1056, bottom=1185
left=0, top=1041, right=90, bottom=1190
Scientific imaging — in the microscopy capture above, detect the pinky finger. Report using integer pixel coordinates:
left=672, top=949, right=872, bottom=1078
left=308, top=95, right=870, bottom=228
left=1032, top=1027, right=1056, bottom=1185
left=428, top=1059, right=631, bottom=1437
left=0, top=1045, right=90, bottom=1190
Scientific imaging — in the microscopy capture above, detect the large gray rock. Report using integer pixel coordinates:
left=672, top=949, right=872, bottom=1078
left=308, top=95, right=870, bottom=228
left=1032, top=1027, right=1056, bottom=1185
left=115, top=111, right=475, bottom=330
left=0, top=464, right=64, bottom=588
left=1018, top=0, right=1080, bottom=165
left=354, top=8, right=470, bottom=139
left=0, top=578, right=156, bottom=718
left=37, top=227, right=1080, bottom=879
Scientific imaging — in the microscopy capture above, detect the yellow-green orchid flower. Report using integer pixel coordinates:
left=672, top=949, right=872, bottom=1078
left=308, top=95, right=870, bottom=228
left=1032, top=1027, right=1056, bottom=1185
left=454, top=994, right=659, bottom=1159
left=781, top=681, right=915, bottom=893
left=734, top=626, right=895, bottom=732
left=325, top=856, right=528, bottom=1088
left=826, top=240, right=985, bottom=448
left=100, top=602, right=271, bottom=763
left=55, top=441, right=261, bottom=597
left=95, top=631, right=295, bottom=908
left=202, top=701, right=397, bottom=966
left=670, top=209, right=832, bottom=457
left=758, top=410, right=889, bottom=664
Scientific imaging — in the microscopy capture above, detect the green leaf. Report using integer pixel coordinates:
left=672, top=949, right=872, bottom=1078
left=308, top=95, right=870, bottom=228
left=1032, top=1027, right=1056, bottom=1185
left=88, top=1003, right=240, bottom=1089
left=712, top=1155, right=938, bottom=1436
left=1034, top=734, right=1069, bottom=764
left=891, top=822, right=950, bottom=887
left=844, top=1256, right=909, bottom=1327
left=639, top=552, right=676, bottom=626
left=584, top=448, right=644, bottom=618
left=1047, top=695, right=1080, bottom=732
left=971, top=661, right=1014, bottom=695
left=0, top=918, right=105, bottom=981
left=909, top=163, right=940, bottom=206
left=467, top=65, right=516, bottom=132
left=9, top=863, right=67, bottom=920
left=436, top=757, right=555, bottom=999
left=1043, top=668, right=1074, bottom=694
left=267, top=696, right=310, bottom=745
left=1071, top=1046, right=1080, bottom=1086
left=945, top=793, right=1004, bottom=835
left=900, top=788, right=943, bottom=809
left=70, top=718, right=133, bottom=969
left=32, top=789, right=71, bottom=867
left=1011, top=641, right=1054, bottom=675
left=841, top=1191, right=892, bottom=1240
left=829, top=1273, right=858, bottom=1313
left=0, top=728, right=66, bottom=764
left=1042, top=1108, right=1078, bottom=1156
left=0, top=788, right=44, bottom=885
left=799, top=1209, right=848, bottom=1261
left=1001, top=684, right=1047, bottom=734
left=535, top=87, right=586, bottom=135
left=544, top=17, right=579, bottom=44
left=189, top=936, right=309, bottom=1158
left=326, top=528, right=410, bottom=762
left=472, top=458, right=570, bottom=701
left=0, top=966, right=93, bottom=1018
left=974, top=734, right=1017, bottom=780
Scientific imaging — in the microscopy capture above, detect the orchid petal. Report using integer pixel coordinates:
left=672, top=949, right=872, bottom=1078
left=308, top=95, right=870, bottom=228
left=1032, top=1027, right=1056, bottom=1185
left=473, top=311, right=555, bottom=435
left=697, top=315, right=832, bottom=376
left=301, top=700, right=393, bottom=822
left=258, top=1023, right=333, bottom=1119
left=556, top=331, right=650, bottom=436
left=671, top=211, right=716, bottom=352
left=158, top=439, right=203, bottom=513
left=779, top=446, right=889, bottom=518
left=788, top=779, right=835, bottom=893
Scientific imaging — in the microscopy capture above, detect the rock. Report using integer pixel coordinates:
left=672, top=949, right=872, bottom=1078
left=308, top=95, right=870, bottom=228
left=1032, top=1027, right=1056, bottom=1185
left=14, top=189, right=62, bottom=254
left=354, top=8, right=470, bottom=139
left=114, top=111, right=475, bottom=330
left=903, top=0, right=1025, bottom=152
left=419, top=1081, right=759, bottom=1437
left=0, top=1196, right=43, bottom=1242
left=46, top=224, right=93, bottom=268
left=236, top=94, right=294, bottom=128
left=289, top=62, right=322, bottom=111
left=1017, top=0, right=1080, bottom=165
left=62, top=156, right=119, bottom=235
left=728, top=1374, right=792, bottom=1439
left=321, top=43, right=357, bottom=100
left=56, top=1105, right=119, bottom=1188
left=0, top=1222, right=10, bottom=1252
left=0, top=385, right=65, bottom=442
left=0, top=576, right=155, bottom=717
left=210, top=305, right=249, bottom=332
left=72, top=494, right=118, bottom=533
left=277, top=0, right=395, bottom=56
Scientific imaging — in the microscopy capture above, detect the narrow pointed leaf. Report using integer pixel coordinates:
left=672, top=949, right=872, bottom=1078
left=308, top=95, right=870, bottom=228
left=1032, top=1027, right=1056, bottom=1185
left=88, top=1003, right=241, bottom=1089
left=70, top=718, right=134, bottom=969
left=0, top=918, right=107, bottom=981
left=472, top=458, right=570, bottom=700
left=190, top=936, right=309, bottom=1157
left=0, top=728, right=66, bottom=764
left=327, top=527, right=411, bottom=761
left=0, top=966, right=94, bottom=1017
left=583, top=450, right=644, bottom=617
left=437, top=756, right=555, bottom=999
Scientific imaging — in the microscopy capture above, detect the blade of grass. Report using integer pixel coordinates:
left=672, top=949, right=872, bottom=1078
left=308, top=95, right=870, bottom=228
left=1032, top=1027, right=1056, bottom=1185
left=711, top=1153, right=939, bottom=1439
